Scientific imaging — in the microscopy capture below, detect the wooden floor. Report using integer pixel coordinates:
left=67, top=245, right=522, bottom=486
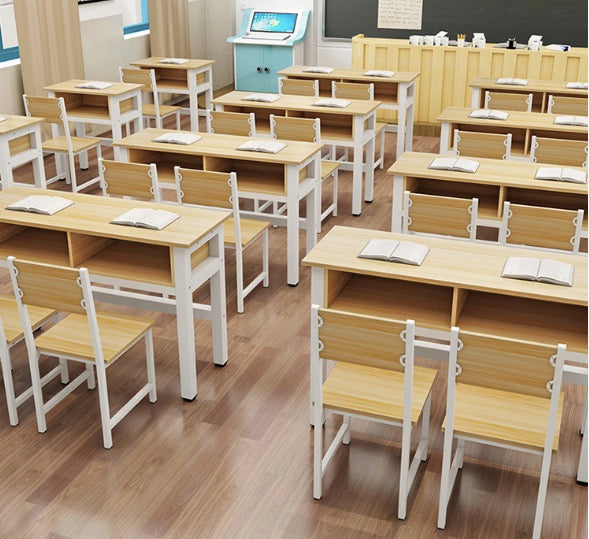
left=1, top=118, right=587, bottom=538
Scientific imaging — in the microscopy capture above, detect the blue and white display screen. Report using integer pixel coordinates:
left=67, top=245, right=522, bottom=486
left=250, top=12, right=298, bottom=33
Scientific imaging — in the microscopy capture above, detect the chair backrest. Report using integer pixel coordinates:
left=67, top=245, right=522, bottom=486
left=23, top=94, right=72, bottom=148
left=403, top=192, right=478, bottom=241
left=484, top=91, right=532, bottom=112
left=530, top=135, right=588, bottom=167
left=278, top=77, right=319, bottom=97
left=547, top=95, right=588, bottom=115
left=99, top=159, right=161, bottom=202
left=453, top=129, right=512, bottom=160
left=269, top=114, right=320, bottom=143
left=331, top=81, right=374, bottom=101
left=499, top=201, right=583, bottom=253
left=119, top=66, right=155, bottom=92
left=206, top=110, right=256, bottom=137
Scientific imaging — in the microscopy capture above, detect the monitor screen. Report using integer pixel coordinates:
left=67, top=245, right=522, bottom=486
left=250, top=12, right=298, bottom=33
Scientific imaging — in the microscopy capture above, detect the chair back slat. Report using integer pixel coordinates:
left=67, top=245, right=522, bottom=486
left=270, top=115, right=318, bottom=142
left=10, top=259, right=85, bottom=314
left=548, top=95, right=587, bottom=115
left=175, top=167, right=233, bottom=209
left=457, top=331, right=556, bottom=399
left=454, top=129, right=511, bottom=160
left=99, top=159, right=159, bottom=201
left=279, top=78, right=318, bottom=96
left=119, top=67, right=154, bottom=92
left=531, top=136, right=588, bottom=167
left=23, top=95, right=64, bottom=124
left=207, top=111, right=255, bottom=136
left=318, top=308, right=406, bottom=372
left=332, top=81, right=374, bottom=101
left=484, top=91, right=532, bottom=112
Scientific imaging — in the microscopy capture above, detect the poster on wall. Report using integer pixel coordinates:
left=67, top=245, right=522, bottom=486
left=377, top=0, right=423, bottom=29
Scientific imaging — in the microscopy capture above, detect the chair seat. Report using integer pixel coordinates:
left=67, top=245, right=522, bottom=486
left=0, top=295, right=55, bottom=346
left=445, top=383, right=564, bottom=451
left=322, top=362, right=436, bottom=424
left=142, top=104, right=181, bottom=118
left=375, top=122, right=387, bottom=135
left=35, top=312, right=153, bottom=363
left=224, top=218, right=270, bottom=247
left=42, top=136, right=101, bottom=153
left=321, top=160, right=340, bottom=180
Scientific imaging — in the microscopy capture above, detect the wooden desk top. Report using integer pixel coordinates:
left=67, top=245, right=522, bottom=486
left=0, top=115, right=43, bottom=135
left=131, top=57, right=215, bottom=70
left=437, top=107, right=588, bottom=134
left=277, top=66, right=420, bottom=84
left=387, top=152, right=588, bottom=195
left=114, top=128, right=323, bottom=165
left=0, top=187, right=229, bottom=249
left=212, top=91, right=381, bottom=116
left=302, top=226, right=588, bottom=306
left=44, top=80, right=143, bottom=97
left=470, top=77, right=588, bottom=96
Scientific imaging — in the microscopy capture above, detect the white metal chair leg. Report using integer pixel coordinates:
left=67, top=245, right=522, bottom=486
left=398, top=409, right=413, bottom=519
left=85, top=364, right=96, bottom=390
left=175, top=111, right=181, bottom=130
left=28, top=350, right=47, bottom=433
left=420, top=392, right=432, bottom=461
left=342, top=415, right=351, bottom=445
left=262, top=229, right=269, bottom=287
left=145, top=329, right=157, bottom=402
left=58, top=357, right=69, bottom=384
left=532, top=446, right=554, bottom=539
left=332, top=171, right=338, bottom=217
left=313, top=400, right=323, bottom=500
left=456, top=438, right=465, bottom=469
left=578, top=410, right=588, bottom=483
left=581, top=395, right=587, bottom=435
left=379, top=130, right=385, bottom=169
left=95, top=362, right=113, bottom=449
left=437, top=431, right=455, bottom=529
left=0, top=337, right=18, bottom=426
left=236, top=245, right=245, bottom=314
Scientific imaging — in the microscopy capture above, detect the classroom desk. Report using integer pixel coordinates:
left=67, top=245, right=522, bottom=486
left=0, top=186, right=230, bottom=401
left=302, top=226, right=588, bottom=431
left=211, top=90, right=379, bottom=216
left=387, top=151, right=588, bottom=233
left=277, top=66, right=418, bottom=157
left=131, top=57, right=215, bottom=131
left=0, top=115, right=46, bottom=189
left=114, top=128, right=322, bottom=286
left=437, top=107, right=588, bottom=160
left=470, top=77, right=588, bottom=112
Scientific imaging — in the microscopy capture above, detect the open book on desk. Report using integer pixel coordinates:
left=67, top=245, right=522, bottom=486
left=429, top=157, right=480, bottom=173
left=469, top=109, right=509, bottom=120
left=6, top=195, right=73, bottom=215
left=501, top=257, right=574, bottom=287
left=313, top=98, right=351, bottom=108
left=553, top=115, right=588, bottom=126
left=363, top=70, right=395, bottom=77
left=535, top=167, right=587, bottom=184
left=152, top=132, right=201, bottom=145
left=159, top=58, right=189, bottom=64
left=236, top=139, right=286, bottom=154
left=0, top=117, right=6, bottom=122
left=75, top=81, right=113, bottom=90
left=358, top=239, right=430, bottom=266
left=495, top=77, right=528, bottom=86
left=302, top=66, right=334, bottom=73
left=566, top=82, right=588, bottom=90
left=241, top=93, right=281, bottom=103
left=111, top=208, right=179, bottom=230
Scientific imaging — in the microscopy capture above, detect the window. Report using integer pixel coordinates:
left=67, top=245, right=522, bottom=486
left=0, top=0, right=18, bottom=62
left=123, top=0, right=149, bottom=35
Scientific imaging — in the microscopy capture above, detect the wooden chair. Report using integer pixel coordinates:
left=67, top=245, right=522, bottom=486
left=438, top=330, right=566, bottom=539
left=0, top=296, right=63, bottom=426
left=206, top=110, right=256, bottom=137
left=99, top=158, right=161, bottom=202
left=332, top=81, right=386, bottom=169
left=403, top=192, right=478, bottom=241
left=8, top=257, right=157, bottom=449
left=119, top=67, right=181, bottom=130
left=453, top=129, right=512, bottom=160
left=22, top=95, right=102, bottom=192
left=529, top=135, right=588, bottom=167
left=278, top=77, right=319, bottom=97
left=547, top=95, right=588, bottom=116
left=270, top=114, right=339, bottom=231
left=499, top=201, right=584, bottom=253
left=175, top=168, right=270, bottom=313
left=484, top=90, right=533, bottom=112
left=311, top=306, right=456, bottom=519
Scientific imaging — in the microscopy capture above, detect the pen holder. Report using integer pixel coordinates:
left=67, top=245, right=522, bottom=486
left=507, top=37, right=516, bottom=49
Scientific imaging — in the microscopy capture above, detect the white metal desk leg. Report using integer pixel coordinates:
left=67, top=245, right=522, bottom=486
left=0, top=139, right=14, bottom=189
left=364, top=112, right=376, bottom=203
left=75, top=122, right=89, bottom=169
left=306, top=158, right=318, bottom=250
left=405, top=82, right=415, bottom=151
left=31, top=126, right=46, bottom=188
left=188, top=72, right=200, bottom=131
left=391, top=174, right=404, bottom=232
left=351, top=115, right=365, bottom=216
left=471, top=87, right=481, bottom=108
left=439, top=121, right=451, bottom=154
left=286, top=165, right=300, bottom=286
left=109, top=97, right=124, bottom=143
left=310, top=266, right=325, bottom=426
left=172, top=246, right=198, bottom=400
left=209, top=226, right=228, bottom=366
left=204, top=67, right=213, bottom=113
left=578, top=400, right=588, bottom=484
left=397, top=83, right=408, bottom=159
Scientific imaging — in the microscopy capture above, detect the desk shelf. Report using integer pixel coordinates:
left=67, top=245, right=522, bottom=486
left=0, top=227, right=70, bottom=266
left=505, top=187, right=588, bottom=216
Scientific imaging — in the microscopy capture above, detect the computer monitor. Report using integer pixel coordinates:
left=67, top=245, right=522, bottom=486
left=249, top=12, right=298, bottom=34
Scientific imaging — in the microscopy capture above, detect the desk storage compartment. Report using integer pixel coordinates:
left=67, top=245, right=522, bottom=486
left=0, top=226, right=70, bottom=266
left=128, top=149, right=204, bottom=185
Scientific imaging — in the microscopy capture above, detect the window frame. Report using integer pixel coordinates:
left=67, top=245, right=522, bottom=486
left=123, top=0, right=149, bottom=35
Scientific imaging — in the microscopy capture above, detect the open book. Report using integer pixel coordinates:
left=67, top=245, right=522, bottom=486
left=75, top=81, right=113, bottom=90
left=535, top=167, right=587, bottom=184
left=159, top=58, right=189, bottom=64
left=152, top=132, right=201, bottom=145
left=358, top=239, right=430, bottom=266
left=364, top=70, right=395, bottom=77
left=429, top=157, right=480, bottom=173
left=495, top=77, right=528, bottom=86
left=111, top=208, right=179, bottom=230
left=0, top=117, right=6, bottom=122
left=236, top=140, right=286, bottom=154
left=553, top=116, right=588, bottom=126
left=566, top=82, right=589, bottom=89
left=6, top=195, right=73, bottom=216
left=469, top=109, right=509, bottom=120
left=501, top=257, right=574, bottom=287
left=313, top=98, right=351, bottom=108
left=241, top=93, right=281, bottom=103
left=302, top=66, right=334, bottom=73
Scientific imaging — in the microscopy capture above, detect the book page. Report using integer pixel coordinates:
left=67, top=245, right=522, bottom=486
left=76, top=81, right=113, bottom=90
left=303, top=66, right=334, bottom=73
left=469, top=109, right=488, bottom=119
left=535, top=167, right=562, bottom=181
left=160, top=58, right=189, bottom=64
left=489, top=110, right=509, bottom=120
left=501, top=257, right=540, bottom=280
left=242, top=93, right=281, bottom=102
left=236, top=140, right=261, bottom=152
left=561, top=168, right=587, bottom=183
left=313, top=98, right=351, bottom=108
left=391, top=241, right=430, bottom=266
left=260, top=141, right=286, bottom=154
left=554, top=116, right=575, bottom=125
left=6, top=195, right=73, bottom=215
left=454, top=158, right=480, bottom=173
left=538, top=259, right=574, bottom=286
left=138, top=210, right=180, bottom=230
left=152, top=133, right=201, bottom=145
left=428, top=157, right=456, bottom=170
left=377, top=0, right=423, bottom=30
left=358, top=239, right=399, bottom=260
left=111, top=208, right=153, bottom=226
left=0, top=117, right=6, bottom=122
left=575, top=116, right=588, bottom=126
left=364, top=70, right=395, bottom=77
